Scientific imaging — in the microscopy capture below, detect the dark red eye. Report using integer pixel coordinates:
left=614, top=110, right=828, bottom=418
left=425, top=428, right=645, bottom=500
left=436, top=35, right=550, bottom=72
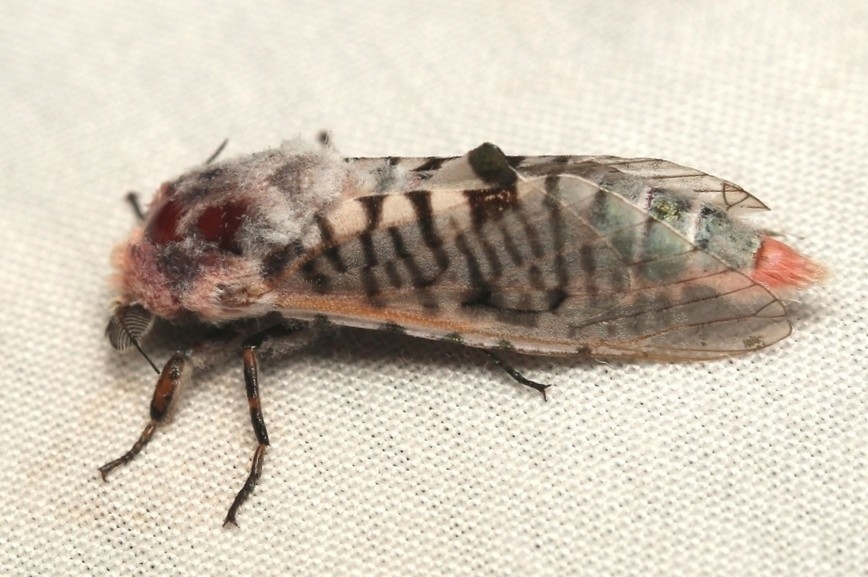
left=146, top=198, right=184, bottom=244
left=196, top=201, right=247, bottom=253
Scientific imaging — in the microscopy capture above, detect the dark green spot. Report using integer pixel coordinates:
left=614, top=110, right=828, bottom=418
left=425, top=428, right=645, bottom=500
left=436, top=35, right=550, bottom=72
left=648, top=194, right=691, bottom=224
left=467, top=143, right=516, bottom=187
left=743, top=335, right=764, bottom=349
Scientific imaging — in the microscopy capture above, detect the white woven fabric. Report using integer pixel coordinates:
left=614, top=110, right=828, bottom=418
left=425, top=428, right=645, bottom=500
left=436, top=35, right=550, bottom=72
left=1, top=1, right=864, bottom=575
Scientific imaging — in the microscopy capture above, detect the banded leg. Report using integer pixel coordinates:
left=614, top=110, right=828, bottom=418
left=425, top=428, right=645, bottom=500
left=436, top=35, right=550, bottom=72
left=222, top=321, right=324, bottom=526
left=484, top=350, right=553, bottom=401
left=223, top=338, right=270, bottom=527
left=99, top=351, right=191, bottom=479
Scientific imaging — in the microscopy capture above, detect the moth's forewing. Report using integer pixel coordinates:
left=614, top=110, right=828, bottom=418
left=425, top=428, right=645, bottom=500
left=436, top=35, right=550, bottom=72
left=270, top=152, right=790, bottom=359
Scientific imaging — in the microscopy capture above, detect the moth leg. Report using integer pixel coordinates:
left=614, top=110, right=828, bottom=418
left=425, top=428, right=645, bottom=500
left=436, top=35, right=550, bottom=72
left=484, top=350, right=553, bottom=401
left=223, top=321, right=322, bottom=527
left=99, top=351, right=191, bottom=480
left=223, top=336, right=270, bottom=527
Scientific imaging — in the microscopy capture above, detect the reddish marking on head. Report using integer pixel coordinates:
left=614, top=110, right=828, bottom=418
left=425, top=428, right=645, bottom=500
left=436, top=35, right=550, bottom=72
left=146, top=198, right=184, bottom=244
left=751, top=236, right=824, bottom=291
left=196, top=201, right=247, bottom=254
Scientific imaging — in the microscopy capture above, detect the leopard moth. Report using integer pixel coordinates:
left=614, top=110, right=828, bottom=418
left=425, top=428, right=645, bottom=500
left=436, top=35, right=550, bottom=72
left=101, top=138, right=824, bottom=525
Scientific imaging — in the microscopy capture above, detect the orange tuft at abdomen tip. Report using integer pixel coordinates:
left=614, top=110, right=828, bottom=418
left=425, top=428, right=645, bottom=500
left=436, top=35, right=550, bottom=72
left=751, top=236, right=826, bottom=292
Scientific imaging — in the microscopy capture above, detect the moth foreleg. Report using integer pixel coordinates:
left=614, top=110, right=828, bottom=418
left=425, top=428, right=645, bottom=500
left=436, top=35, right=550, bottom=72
left=223, top=340, right=269, bottom=528
left=99, top=351, right=192, bottom=480
left=484, top=350, right=553, bottom=401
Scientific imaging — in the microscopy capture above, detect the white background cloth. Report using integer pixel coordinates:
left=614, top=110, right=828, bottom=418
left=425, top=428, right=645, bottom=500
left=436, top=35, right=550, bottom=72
left=1, top=1, right=865, bottom=575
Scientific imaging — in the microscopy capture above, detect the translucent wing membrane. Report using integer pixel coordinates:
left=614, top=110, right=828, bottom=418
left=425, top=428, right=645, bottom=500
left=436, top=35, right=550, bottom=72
left=515, top=156, right=769, bottom=213
left=274, top=154, right=790, bottom=359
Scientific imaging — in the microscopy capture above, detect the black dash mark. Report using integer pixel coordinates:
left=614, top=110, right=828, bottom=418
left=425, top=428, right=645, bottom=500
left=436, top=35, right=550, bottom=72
left=411, top=157, right=450, bottom=172
left=299, top=259, right=330, bottom=294
left=361, top=268, right=382, bottom=305
left=544, top=288, right=568, bottom=311
left=461, top=286, right=493, bottom=308
left=543, top=175, right=561, bottom=200
left=388, top=226, right=411, bottom=259
left=476, top=233, right=504, bottom=279
left=467, top=143, right=517, bottom=187
left=463, top=187, right=519, bottom=229
left=357, top=195, right=385, bottom=231
left=579, top=244, right=597, bottom=276
left=589, top=189, right=611, bottom=231
left=513, top=201, right=544, bottom=259
left=388, top=226, right=435, bottom=289
left=394, top=232, right=443, bottom=308
left=315, top=215, right=347, bottom=274
left=460, top=285, right=545, bottom=326
left=579, top=244, right=598, bottom=296
left=497, top=220, right=524, bottom=266
left=356, top=198, right=386, bottom=305
left=505, top=155, right=526, bottom=168
left=693, top=205, right=717, bottom=250
left=454, top=232, right=488, bottom=292
left=407, top=190, right=450, bottom=271
left=383, top=260, right=403, bottom=288
left=494, top=307, right=540, bottom=328
left=358, top=232, right=379, bottom=268
left=528, top=265, right=544, bottom=289
left=419, top=295, right=441, bottom=310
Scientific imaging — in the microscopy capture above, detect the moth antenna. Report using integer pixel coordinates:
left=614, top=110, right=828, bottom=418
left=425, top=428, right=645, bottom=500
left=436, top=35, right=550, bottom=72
left=106, top=305, right=160, bottom=374
left=125, top=191, right=146, bottom=221
left=205, top=139, right=229, bottom=165
left=131, top=338, right=160, bottom=374
left=317, top=130, right=333, bottom=148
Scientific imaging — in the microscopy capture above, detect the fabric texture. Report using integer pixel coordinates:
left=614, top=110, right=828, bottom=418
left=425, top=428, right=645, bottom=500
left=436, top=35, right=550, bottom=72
left=1, top=2, right=864, bottom=575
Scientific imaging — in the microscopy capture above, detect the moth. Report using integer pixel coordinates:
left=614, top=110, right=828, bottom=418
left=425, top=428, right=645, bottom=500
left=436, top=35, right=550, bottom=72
left=101, top=138, right=823, bottom=526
